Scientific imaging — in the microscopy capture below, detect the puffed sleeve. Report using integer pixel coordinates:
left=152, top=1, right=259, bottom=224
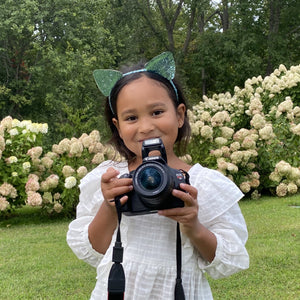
left=66, top=160, right=127, bottom=268
left=189, top=164, right=249, bottom=279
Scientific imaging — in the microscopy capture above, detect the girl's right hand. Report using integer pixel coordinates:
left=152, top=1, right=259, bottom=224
left=101, top=167, right=133, bottom=210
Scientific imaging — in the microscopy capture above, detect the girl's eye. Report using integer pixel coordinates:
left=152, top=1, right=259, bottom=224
left=153, top=110, right=164, bottom=116
left=125, top=115, right=137, bottom=121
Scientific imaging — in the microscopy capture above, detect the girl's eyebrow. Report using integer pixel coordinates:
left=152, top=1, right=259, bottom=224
left=120, top=108, right=136, bottom=118
left=120, top=102, right=167, bottom=117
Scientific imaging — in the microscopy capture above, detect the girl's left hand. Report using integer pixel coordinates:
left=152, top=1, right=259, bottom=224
left=158, top=183, right=199, bottom=234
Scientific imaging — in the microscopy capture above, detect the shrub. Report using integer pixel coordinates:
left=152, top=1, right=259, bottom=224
left=188, top=64, right=300, bottom=198
left=0, top=117, right=121, bottom=215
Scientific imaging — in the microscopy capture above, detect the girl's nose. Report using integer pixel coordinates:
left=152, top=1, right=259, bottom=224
left=138, top=117, right=154, bottom=134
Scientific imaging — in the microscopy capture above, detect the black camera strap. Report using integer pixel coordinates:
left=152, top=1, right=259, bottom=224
left=175, top=221, right=185, bottom=300
left=108, top=197, right=125, bottom=300
left=108, top=201, right=185, bottom=300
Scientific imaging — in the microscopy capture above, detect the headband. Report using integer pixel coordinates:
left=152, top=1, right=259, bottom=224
left=93, top=51, right=178, bottom=115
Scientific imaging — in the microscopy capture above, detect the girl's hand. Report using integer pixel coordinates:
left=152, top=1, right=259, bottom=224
left=158, top=183, right=199, bottom=234
left=101, top=167, right=133, bottom=211
left=158, top=183, right=217, bottom=262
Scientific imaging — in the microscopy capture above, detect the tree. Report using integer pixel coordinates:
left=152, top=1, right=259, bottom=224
left=0, top=0, right=119, bottom=144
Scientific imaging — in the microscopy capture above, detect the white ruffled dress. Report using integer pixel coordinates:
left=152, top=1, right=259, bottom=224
left=67, top=161, right=249, bottom=299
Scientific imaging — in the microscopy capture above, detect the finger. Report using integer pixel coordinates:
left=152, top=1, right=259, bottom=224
left=109, top=195, right=129, bottom=206
left=179, top=183, right=198, bottom=198
left=158, top=207, right=198, bottom=224
left=105, top=183, right=133, bottom=201
left=172, top=189, right=196, bottom=207
left=101, top=167, right=120, bottom=183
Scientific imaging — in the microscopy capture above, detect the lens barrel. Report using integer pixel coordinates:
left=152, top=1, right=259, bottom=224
left=133, top=162, right=173, bottom=209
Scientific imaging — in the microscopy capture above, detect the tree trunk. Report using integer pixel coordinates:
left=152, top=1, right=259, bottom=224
left=266, top=0, right=281, bottom=74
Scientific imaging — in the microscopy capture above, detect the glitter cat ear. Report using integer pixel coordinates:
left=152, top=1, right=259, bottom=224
left=93, top=69, right=122, bottom=97
left=145, top=51, right=175, bottom=81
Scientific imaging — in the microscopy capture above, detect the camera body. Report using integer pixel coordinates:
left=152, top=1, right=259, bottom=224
left=117, top=138, right=189, bottom=216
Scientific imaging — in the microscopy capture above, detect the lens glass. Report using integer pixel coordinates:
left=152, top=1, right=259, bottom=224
left=139, top=167, right=162, bottom=191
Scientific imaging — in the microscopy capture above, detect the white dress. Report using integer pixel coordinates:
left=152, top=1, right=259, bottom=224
left=67, top=161, right=249, bottom=299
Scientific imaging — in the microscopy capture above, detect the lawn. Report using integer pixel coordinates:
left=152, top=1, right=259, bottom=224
left=0, top=195, right=299, bottom=299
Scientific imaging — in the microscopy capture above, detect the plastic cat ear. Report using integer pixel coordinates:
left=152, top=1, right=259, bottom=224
left=93, top=69, right=122, bottom=97
left=145, top=51, right=175, bottom=81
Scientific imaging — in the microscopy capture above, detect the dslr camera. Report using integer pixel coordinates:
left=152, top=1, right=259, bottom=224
left=117, top=138, right=189, bottom=216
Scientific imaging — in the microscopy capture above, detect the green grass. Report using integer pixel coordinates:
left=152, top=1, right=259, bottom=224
left=0, top=207, right=95, bottom=299
left=1, top=195, right=299, bottom=299
left=208, top=194, right=300, bottom=300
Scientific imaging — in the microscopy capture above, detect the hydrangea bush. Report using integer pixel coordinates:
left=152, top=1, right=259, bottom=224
left=0, top=116, right=121, bottom=215
left=1, top=64, right=299, bottom=215
left=188, top=64, right=300, bottom=198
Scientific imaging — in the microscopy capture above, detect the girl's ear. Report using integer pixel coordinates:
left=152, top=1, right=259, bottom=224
left=112, top=118, right=122, bottom=138
left=176, top=103, right=186, bottom=128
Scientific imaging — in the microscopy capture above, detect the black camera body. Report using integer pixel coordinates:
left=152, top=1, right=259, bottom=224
left=117, top=138, right=189, bottom=216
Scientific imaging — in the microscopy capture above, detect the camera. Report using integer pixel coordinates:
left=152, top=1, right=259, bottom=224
left=117, top=138, right=189, bottom=216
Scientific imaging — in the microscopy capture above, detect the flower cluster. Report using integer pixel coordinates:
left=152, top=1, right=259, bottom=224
left=0, top=116, right=48, bottom=211
left=269, top=161, right=300, bottom=197
left=188, top=64, right=300, bottom=198
left=0, top=182, right=17, bottom=211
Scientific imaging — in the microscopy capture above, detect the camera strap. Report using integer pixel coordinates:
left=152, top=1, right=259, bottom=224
left=108, top=197, right=125, bottom=300
left=175, top=222, right=185, bottom=300
left=108, top=202, right=186, bottom=300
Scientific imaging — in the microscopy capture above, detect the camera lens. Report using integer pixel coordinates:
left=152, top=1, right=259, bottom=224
left=139, top=167, right=162, bottom=190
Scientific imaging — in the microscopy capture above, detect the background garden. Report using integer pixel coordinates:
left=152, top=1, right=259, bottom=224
left=0, top=0, right=299, bottom=299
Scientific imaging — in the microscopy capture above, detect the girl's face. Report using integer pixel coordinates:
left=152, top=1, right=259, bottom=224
left=113, top=76, right=185, bottom=164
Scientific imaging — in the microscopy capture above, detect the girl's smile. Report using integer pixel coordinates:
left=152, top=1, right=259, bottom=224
left=112, top=76, right=185, bottom=167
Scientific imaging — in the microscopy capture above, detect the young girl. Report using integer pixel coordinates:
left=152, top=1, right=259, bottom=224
left=67, top=52, right=249, bottom=299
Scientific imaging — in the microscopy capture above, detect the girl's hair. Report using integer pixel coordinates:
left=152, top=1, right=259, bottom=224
left=105, top=63, right=191, bottom=163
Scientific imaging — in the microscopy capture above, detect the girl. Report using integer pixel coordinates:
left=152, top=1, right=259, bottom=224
left=67, top=52, right=249, bottom=299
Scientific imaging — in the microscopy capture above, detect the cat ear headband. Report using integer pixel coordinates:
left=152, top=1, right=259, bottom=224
left=93, top=51, right=178, bottom=115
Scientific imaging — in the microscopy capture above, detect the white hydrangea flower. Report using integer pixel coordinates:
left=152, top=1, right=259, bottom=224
left=201, top=111, right=211, bottom=122
left=6, top=156, right=18, bottom=164
left=62, top=165, right=75, bottom=177
left=226, top=163, right=238, bottom=173
left=276, top=183, right=288, bottom=197
left=9, top=128, right=19, bottom=136
left=291, top=123, right=300, bottom=135
left=215, top=137, right=228, bottom=146
left=278, top=97, right=294, bottom=113
left=221, top=126, right=234, bottom=139
left=26, top=191, right=43, bottom=206
left=250, top=114, right=266, bottom=129
left=0, top=197, right=10, bottom=211
left=200, top=125, right=213, bottom=139
left=259, top=125, right=274, bottom=140
left=64, top=176, right=77, bottom=189
left=77, top=166, right=88, bottom=178
left=240, top=182, right=251, bottom=193
left=230, top=141, right=241, bottom=152
left=269, top=171, right=282, bottom=183
left=242, top=137, right=256, bottom=149
left=287, top=182, right=298, bottom=194
left=276, top=161, right=291, bottom=176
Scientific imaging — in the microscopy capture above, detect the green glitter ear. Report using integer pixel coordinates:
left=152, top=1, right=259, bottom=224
left=145, top=51, right=175, bottom=81
left=93, top=69, right=122, bottom=97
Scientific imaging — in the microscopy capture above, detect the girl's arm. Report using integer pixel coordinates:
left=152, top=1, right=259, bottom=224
left=67, top=164, right=132, bottom=267
left=88, top=167, right=132, bottom=254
